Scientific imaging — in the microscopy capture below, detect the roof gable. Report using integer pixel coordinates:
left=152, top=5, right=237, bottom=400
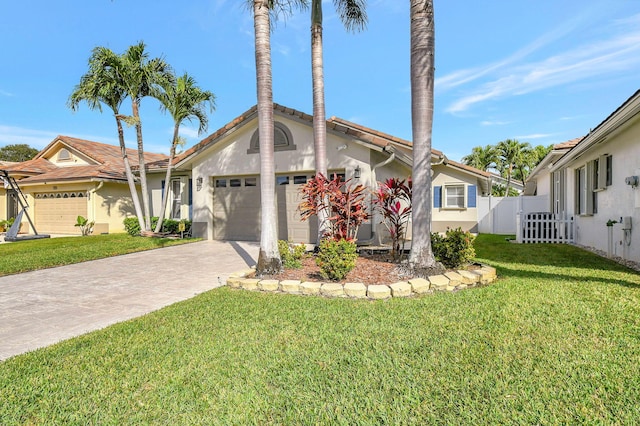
left=173, top=103, right=490, bottom=181
left=5, top=135, right=168, bottom=184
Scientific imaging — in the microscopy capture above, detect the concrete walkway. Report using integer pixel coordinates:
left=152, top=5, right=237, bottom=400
left=0, top=240, right=259, bottom=361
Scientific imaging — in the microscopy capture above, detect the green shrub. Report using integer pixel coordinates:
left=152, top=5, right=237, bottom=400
left=315, top=238, right=357, bottom=281
left=278, top=240, right=306, bottom=269
left=431, top=227, right=476, bottom=269
left=123, top=217, right=192, bottom=237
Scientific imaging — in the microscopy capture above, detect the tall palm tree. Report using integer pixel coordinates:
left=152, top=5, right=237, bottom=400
left=116, top=42, right=174, bottom=231
left=311, top=0, right=366, bottom=241
left=250, top=0, right=308, bottom=274
left=68, top=46, right=145, bottom=230
left=497, top=139, right=529, bottom=196
left=407, top=0, right=442, bottom=274
left=461, top=145, right=498, bottom=172
left=153, top=73, right=216, bottom=233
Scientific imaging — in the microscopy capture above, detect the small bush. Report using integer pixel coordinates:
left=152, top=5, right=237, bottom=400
left=123, top=217, right=192, bottom=237
left=315, top=238, right=357, bottom=281
left=431, top=227, right=476, bottom=269
left=278, top=240, right=306, bottom=269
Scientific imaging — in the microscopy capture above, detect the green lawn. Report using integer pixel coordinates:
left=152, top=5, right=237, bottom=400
left=1, top=234, right=639, bottom=424
left=0, top=233, right=197, bottom=277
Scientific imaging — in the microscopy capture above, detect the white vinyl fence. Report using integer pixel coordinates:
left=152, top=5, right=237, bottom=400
left=516, top=212, right=574, bottom=244
left=478, top=195, right=549, bottom=235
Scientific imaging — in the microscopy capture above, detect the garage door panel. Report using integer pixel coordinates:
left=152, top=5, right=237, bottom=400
left=34, top=193, right=87, bottom=234
left=213, top=175, right=316, bottom=243
left=213, top=186, right=260, bottom=241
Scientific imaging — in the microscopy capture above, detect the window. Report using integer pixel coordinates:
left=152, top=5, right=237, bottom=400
left=230, top=178, right=242, bottom=188
left=57, top=149, right=71, bottom=161
left=277, top=176, right=290, bottom=185
left=445, top=184, right=465, bottom=208
left=171, top=179, right=182, bottom=219
left=247, top=122, right=296, bottom=153
left=576, top=161, right=597, bottom=215
left=433, top=184, right=476, bottom=209
left=215, top=179, right=227, bottom=188
left=293, top=175, right=308, bottom=184
left=550, top=169, right=565, bottom=216
left=245, top=177, right=257, bottom=187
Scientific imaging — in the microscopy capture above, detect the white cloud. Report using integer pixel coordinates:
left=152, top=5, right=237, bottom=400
left=516, top=133, right=554, bottom=140
left=0, top=89, right=13, bottom=97
left=441, top=11, right=640, bottom=113
left=0, top=126, right=58, bottom=149
left=480, top=120, right=510, bottom=126
left=177, top=126, right=201, bottom=139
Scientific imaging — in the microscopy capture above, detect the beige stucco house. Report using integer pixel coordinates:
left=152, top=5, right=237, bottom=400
left=1, top=136, right=167, bottom=235
left=525, top=89, right=640, bottom=260
left=159, top=104, right=491, bottom=244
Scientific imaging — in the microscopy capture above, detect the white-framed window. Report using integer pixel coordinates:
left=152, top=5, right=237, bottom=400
left=57, top=148, right=71, bottom=161
left=575, top=161, right=597, bottom=216
left=171, top=179, right=182, bottom=219
left=444, top=184, right=465, bottom=209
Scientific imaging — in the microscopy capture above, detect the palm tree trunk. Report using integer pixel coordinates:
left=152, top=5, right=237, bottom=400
left=408, top=0, right=442, bottom=274
left=154, top=124, right=180, bottom=233
left=115, top=115, right=145, bottom=231
left=132, top=100, right=152, bottom=231
left=311, top=0, right=329, bottom=243
left=254, top=0, right=282, bottom=275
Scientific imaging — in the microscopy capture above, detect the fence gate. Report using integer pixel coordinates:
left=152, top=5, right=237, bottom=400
left=517, top=212, right=574, bottom=243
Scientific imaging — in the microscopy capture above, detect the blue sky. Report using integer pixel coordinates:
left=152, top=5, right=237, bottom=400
left=1, top=0, right=639, bottom=162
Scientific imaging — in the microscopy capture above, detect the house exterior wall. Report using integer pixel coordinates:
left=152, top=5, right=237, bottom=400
left=431, top=165, right=481, bottom=233
left=190, top=115, right=375, bottom=240
left=563, top=119, right=640, bottom=260
left=93, top=182, right=140, bottom=234
left=188, top=113, right=483, bottom=241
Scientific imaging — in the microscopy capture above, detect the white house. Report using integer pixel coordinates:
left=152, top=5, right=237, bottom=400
left=155, top=103, right=492, bottom=244
left=525, top=89, right=640, bottom=260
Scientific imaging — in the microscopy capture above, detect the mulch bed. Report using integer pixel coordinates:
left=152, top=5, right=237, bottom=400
left=262, top=253, right=409, bottom=285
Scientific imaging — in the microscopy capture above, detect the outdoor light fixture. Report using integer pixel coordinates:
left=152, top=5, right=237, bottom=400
left=354, top=165, right=361, bottom=179
left=196, top=176, right=203, bottom=191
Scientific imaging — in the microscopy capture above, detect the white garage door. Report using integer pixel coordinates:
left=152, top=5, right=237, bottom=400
left=212, top=174, right=318, bottom=243
left=34, top=192, right=88, bottom=234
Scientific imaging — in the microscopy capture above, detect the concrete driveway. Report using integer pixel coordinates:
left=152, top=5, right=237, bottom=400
left=0, top=240, right=259, bottom=361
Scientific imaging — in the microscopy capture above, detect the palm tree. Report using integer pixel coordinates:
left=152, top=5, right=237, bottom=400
left=153, top=73, right=216, bottom=233
left=250, top=0, right=308, bottom=274
left=68, top=46, right=146, bottom=231
left=311, top=0, right=367, bottom=241
left=407, top=0, right=443, bottom=275
left=497, top=139, right=530, bottom=195
left=461, top=145, right=498, bottom=172
left=116, top=42, right=174, bottom=231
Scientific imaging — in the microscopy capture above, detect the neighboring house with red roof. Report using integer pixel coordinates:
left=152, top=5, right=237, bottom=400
left=1, top=135, right=167, bottom=234
left=161, top=103, right=491, bottom=243
left=523, top=89, right=640, bottom=261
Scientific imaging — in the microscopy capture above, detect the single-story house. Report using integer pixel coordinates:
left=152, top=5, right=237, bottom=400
left=1, top=136, right=167, bottom=234
left=3, top=104, right=491, bottom=241
left=158, top=103, right=491, bottom=243
left=525, top=89, right=640, bottom=260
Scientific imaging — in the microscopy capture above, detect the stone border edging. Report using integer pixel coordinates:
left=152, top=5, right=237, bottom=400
left=225, top=265, right=497, bottom=300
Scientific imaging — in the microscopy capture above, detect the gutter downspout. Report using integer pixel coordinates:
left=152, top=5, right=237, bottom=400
left=358, top=147, right=396, bottom=246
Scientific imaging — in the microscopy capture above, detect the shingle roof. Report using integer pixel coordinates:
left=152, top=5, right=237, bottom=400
left=7, top=135, right=168, bottom=184
left=553, top=137, right=583, bottom=150
left=173, top=103, right=490, bottom=178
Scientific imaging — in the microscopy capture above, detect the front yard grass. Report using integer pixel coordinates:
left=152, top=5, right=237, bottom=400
left=0, top=233, right=197, bottom=277
left=1, top=234, right=639, bottom=424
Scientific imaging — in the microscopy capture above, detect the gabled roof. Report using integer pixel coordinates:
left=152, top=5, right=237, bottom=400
left=173, top=103, right=491, bottom=181
left=4, top=135, right=168, bottom=185
left=552, top=89, right=640, bottom=170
